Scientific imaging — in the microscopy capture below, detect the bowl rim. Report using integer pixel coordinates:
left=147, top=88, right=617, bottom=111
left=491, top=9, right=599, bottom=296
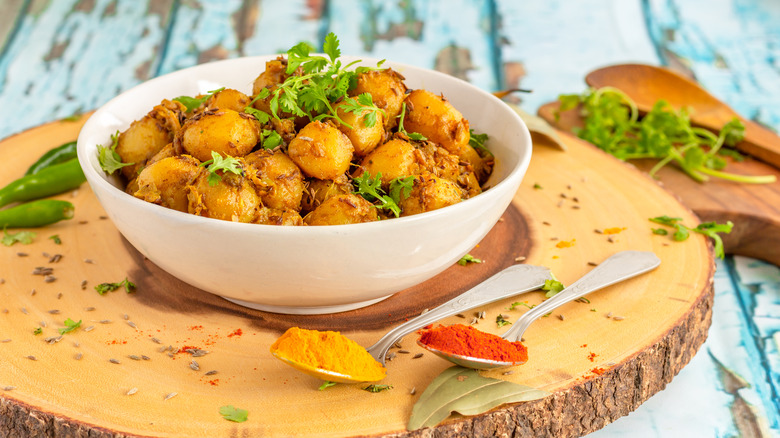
left=77, top=55, right=532, bottom=234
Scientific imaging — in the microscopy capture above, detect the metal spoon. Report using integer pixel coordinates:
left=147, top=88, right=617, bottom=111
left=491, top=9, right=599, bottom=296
left=417, top=250, right=661, bottom=370
left=585, top=64, right=780, bottom=169
left=272, top=263, right=553, bottom=383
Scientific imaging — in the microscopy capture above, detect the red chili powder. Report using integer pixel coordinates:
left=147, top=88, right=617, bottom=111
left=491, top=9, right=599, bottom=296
left=227, top=328, right=243, bottom=338
left=177, top=345, right=199, bottom=354
left=418, top=324, right=528, bottom=363
left=590, top=367, right=606, bottom=375
left=188, top=325, right=204, bottom=331
left=587, top=352, right=597, bottom=362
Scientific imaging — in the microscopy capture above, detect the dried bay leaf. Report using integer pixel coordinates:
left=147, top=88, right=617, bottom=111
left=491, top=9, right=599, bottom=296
left=407, top=366, right=550, bottom=430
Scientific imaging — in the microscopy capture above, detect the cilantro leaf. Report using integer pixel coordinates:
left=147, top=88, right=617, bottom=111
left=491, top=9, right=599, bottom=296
left=542, top=279, right=565, bottom=298
left=457, top=254, right=483, bottom=266
left=648, top=217, right=733, bottom=259
left=468, top=129, right=491, bottom=155
left=49, top=234, right=62, bottom=245
left=496, top=314, right=512, bottom=327
left=95, top=277, right=136, bottom=295
left=199, top=151, right=244, bottom=186
left=261, top=130, right=283, bottom=149
left=219, top=405, right=248, bottom=423
left=509, top=301, right=534, bottom=311
left=322, top=32, right=341, bottom=63
left=244, top=106, right=271, bottom=124
left=388, top=176, right=415, bottom=205
left=33, top=327, right=42, bottom=335
left=58, top=318, right=82, bottom=335
left=2, top=229, right=36, bottom=246
left=363, top=384, right=392, bottom=393
left=352, top=172, right=402, bottom=217
left=173, top=87, right=226, bottom=112
left=340, top=94, right=384, bottom=128
left=97, top=131, right=133, bottom=175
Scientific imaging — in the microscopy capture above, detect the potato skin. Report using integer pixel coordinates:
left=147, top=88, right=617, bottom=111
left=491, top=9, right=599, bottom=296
left=358, top=138, right=418, bottom=186
left=350, top=69, right=407, bottom=129
left=187, top=169, right=261, bottom=223
left=244, top=149, right=304, bottom=211
left=287, top=121, right=354, bottom=180
left=253, top=207, right=303, bottom=226
left=300, top=174, right=353, bottom=213
left=399, top=172, right=463, bottom=216
left=116, top=99, right=186, bottom=180
left=134, top=155, right=203, bottom=212
left=334, top=100, right=385, bottom=157
left=403, top=89, right=488, bottom=181
left=204, top=88, right=251, bottom=113
left=177, top=109, right=261, bottom=162
left=304, top=194, right=378, bottom=225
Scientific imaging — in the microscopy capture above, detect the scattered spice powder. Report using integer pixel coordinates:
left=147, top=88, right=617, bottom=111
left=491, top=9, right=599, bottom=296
left=227, top=328, right=243, bottom=338
left=602, top=227, right=626, bottom=235
left=587, top=352, right=597, bottom=362
left=555, top=239, right=576, bottom=248
left=418, top=324, right=528, bottom=363
left=590, top=367, right=606, bottom=376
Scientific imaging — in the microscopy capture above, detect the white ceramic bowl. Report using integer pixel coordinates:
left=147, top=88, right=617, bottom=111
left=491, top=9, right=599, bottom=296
left=77, top=56, right=532, bottom=314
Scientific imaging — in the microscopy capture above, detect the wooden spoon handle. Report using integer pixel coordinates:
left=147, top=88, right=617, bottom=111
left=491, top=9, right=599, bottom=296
left=739, top=117, right=780, bottom=169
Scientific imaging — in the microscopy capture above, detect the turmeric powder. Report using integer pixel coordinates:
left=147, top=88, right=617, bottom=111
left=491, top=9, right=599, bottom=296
left=270, top=327, right=386, bottom=382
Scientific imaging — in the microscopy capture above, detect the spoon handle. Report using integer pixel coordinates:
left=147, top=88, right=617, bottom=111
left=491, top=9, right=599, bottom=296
left=501, top=250, right=661, bottom=342
left=367, top=264, right=552, bottom=364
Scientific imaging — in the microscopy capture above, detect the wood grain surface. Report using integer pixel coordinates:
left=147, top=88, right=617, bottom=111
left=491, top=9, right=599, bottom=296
left=0, top=118, right=713, bottom=437
left=537, top=101, right=780, bottom=267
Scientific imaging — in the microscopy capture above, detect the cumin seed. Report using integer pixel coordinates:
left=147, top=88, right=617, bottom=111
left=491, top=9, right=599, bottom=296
left=413, top=353, right=423, bottom=359
left=129, top=355, right=141, bottom=361
left=470, top=317, right=478, bottom=325
left=190, top=361, right=200, bottom=371
left=606, top=312, right=613, bottom=318
left=594, top=229, right=603, bottom=234
left=385, top=352, right=396, bottom=361
left=26, top=355, right=37, bottom=361
left=84, top=326, right=94, bottom=332
left=3, top=386, right=15, bottom=391
left=126, top=388, right=138, bottom=396
left=40, top=321, right=47, bottom=327
left=151, top=337, right=162, bottom=344
left=84, top=259, right=94, bottom=264
left=410, top=387, right=416, bottom=395
left=57, top=292, right=62, bottom=299
left=17, top=252, right=28, bottom=257
left=85, top=307, right=95, bottom=311
left=20, top=307, right=28, bottom=314
left=514, top=256, right=527, bottom=262
left=502, top=371, right=514, bottom=375
left=74, top=353, right=83, bottom=360
left=613, top=316, right=625, bottom=321
left=456, top=313, right=465, bottom=318
left=30, top=289, right=36, bottom=296
left=99, top=319, right=111, bottom=324
left=588, top=261, right=598, bottom=266
left=81, top=280, right=87, bottom=290
left=127, top=321, right=137, bottom=329
left=142, top=355, right=150, bottom=360
left=109, top=358, right=120, bottom=364
left=44, top=275, right=56, bottom=283
left=397, top=350, right=410, bottom=354
left=123, top=314, right=129, bottom=320
left=558, top=314, right=565, bottom=321
left=1, top=339, right=11, bottom=343
left=607, top=236, right=615, bottom=243
left=571, top=205, right=580, bottom=210
left=48, top=309, right=60, bottom=314
left=542, top=221, right=551, bottom=226
left=478, top=311, right=485, bottom=319
left=164, top=392, right=178, bottom=401
left=49, top=254, right=62, bottom=263
left=204, top=370, right=218, bottom=376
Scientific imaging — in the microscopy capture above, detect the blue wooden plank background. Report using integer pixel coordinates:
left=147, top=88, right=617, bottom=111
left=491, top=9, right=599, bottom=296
left=0, top=1, right=778, bottom=436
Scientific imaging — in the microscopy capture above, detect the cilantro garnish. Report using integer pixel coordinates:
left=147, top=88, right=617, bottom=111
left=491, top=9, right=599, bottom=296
left=457, top=254, right=483, bottom=266
left=649, top=216, right=733, bottom=258
left=260, top=129, right=283, bottom=150
left=33, top=327, right=42, bottom=335
left=352, top=172, right=403, bottom=217
left=219, top=405, right=248, bottom=423
left=58, top=318, right=82, bottom=335
left=95, top=277, right=136, bottom=295
left=542, top=279, right=565, bottom=298
left=508, top=301, right=534, bottom=311
left=388, top=176, right=415, bottom=205
left=244, top=106, right=272, bottom=124
left=468, top=129, right=491, bottom=155
left=199, top=151, right=244, bottom=186
left=557, top=87, right=775, bottom=184
left=363, top=384, right=393, bottom=393
left=397, top=103, right=427, bottom=141
left=97, top=131, right=133, bottom=175
left=318, top=381, right=337, bottom=391
left=173, top=87, right=226, bottom=112
left=2, top=229, right=36, bottom=246
left=262, top=33, right=385, bottom=128
left=340, top=93, right=385, bottom=128
left=49, top=234, right=62, bottom=245
left=496, top=314, right=512, bottom=327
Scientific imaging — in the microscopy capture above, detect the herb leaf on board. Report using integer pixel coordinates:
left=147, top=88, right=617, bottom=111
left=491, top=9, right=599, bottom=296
left=408, top=367, right=549, bottom=430
left=2, top=229, right=36, bottom=246
left=219, top=405, right=248, bottom=423
left=97, top=131, right=133, bottom=175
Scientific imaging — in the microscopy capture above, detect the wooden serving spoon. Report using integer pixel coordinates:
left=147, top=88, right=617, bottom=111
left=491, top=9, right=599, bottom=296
left=585, top=64, right=780, bottom=169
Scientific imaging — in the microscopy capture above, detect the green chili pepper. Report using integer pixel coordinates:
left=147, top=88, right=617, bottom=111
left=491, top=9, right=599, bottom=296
left=0, top=158, right=85, bottom=208
left=0, top=200, right=74, bottom=228
left=24, top=141, right=78, bottom=176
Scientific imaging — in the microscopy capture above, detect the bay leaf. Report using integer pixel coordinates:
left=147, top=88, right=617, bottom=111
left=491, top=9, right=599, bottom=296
left=408, top=367, right=550, bottom=430
left=509, top=104, right=568, bottom=151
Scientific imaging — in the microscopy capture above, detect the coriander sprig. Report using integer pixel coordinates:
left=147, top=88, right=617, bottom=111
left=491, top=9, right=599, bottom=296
left=558, top=87, right=776, bottom=185
left=97, top=131, right=133, bottom=175
left=352, top=172, right=402, bottom=217
left=397, top=103, right=427, bottom=141
left=649, top=216, right=733, bottom=258
left=173, top=87, right=226, bottom=112
left=200, top=151, right=244, bottom=186
left=262, top=33, right=385, bottom=129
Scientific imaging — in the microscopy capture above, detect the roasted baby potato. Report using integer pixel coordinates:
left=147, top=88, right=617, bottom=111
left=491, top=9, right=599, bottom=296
left=116, top=100, right=185, bottom=180
left=253, top=207, right=304, bottom=226
left=244, top=149, right=304, bottom=211
left=300, top=174, right=353, bottom=212
left=358, top=138, right=418, bottom=186
left=304, top=194, right=378, bottom=225
left=204, top=88, right=251, bottom=113
left=287, top=121, right=354, bottom=180
left=133, top=155, right=203, bottom=212
left=399, top=172, right=463, bottom=216
left=350, top=69, right=407, bottom=130
left=334, top=100, right=385, bottom=157
left=177, top=109, right=261, bottom=162
left=187, top=169, right=262, bottom=223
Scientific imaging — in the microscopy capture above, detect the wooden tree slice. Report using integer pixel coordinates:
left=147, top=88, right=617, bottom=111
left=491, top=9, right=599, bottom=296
left=538, top=101, right=780, bottom=266
left=0, top=117, right=713, bottom=437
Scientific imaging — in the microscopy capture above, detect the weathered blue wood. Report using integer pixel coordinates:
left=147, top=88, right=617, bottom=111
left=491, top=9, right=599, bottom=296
left=0, top=0, right=27, bottom=57
left=495, top=0, right=659, bottom=112
left=645, top=0, right=780, bottom=132
left=0, top=0, right=174, bottom=138
left=326, top=0, right=499, bottom=91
